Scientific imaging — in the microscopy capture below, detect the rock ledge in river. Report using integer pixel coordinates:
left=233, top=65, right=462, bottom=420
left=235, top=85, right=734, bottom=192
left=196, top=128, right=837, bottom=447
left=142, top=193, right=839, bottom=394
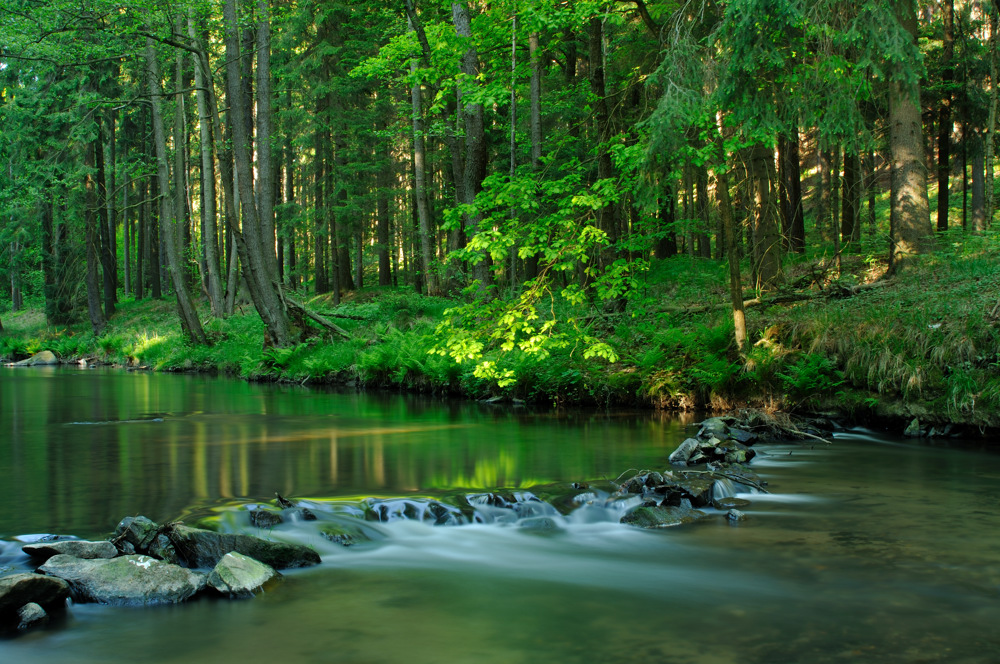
left=38, top=554, right=207, bottom=606
left=208, top=552, right=280, bottom=598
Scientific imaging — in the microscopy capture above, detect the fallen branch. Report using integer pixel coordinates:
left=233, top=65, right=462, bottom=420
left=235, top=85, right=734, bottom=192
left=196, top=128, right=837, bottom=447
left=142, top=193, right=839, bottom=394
left=655, top=281, right=890, bottom=315
left=285, top=296, right=351, bottom=340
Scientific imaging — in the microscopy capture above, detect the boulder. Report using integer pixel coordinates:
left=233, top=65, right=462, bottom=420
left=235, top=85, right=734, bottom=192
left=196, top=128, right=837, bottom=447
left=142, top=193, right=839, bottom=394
left=11, top=351, right=59, bottom=367
left=621, top=505, right=709, bottom=529
left=22, top=540, right=118, bottom=562
left=728, top=427, right=758, bottom=445
left=697, top=417, right=730, bottom=438
left=38, top=554, right=207, bottom=606
left=166, top=525, right=321, bottom=569
left=17, top=602, right=48, bottom=630
left=727, top=509, right=748, bottom=523
left=249, top=509, right=283, bottom=529
left=113, top=516, right=160, bottom=553
left=668, top=438, right=702, bottom=466
left=904, top=418, right=921, bottom=438
left=147, top=534, right=180, bottom=564
left=0, top=573, right=70, bottom=620
left=208, top=552, right=280, bottom=598
left=713, top=440, right=756, bottom=464
left=712, top=496, right=752, bottom=510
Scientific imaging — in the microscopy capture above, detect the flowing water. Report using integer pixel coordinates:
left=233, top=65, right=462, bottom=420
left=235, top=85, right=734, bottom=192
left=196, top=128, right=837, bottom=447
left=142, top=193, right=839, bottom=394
left=2, top=367, right=1000, bottom=663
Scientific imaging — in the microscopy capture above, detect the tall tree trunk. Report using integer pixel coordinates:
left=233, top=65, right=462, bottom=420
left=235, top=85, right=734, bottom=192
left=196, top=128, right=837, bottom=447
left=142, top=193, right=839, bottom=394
left=85, top=129, right=107, bottom=334
left=95, top=117, right=115, bottom=316
left=972, top=132, right=987, bottom=230
left=841, top=151, right=861, bottom=245
left=780, top=132, right=805, bottom=253
left=137, top=176, right=146, bottom=299
left=106, top=108, right=119, bottom=299
left=986, top=7, right=999, bottom=227
left=145, top=37, right=208, bottom=344
left=715, top=127, right=746, bottom=350
left=588, top=17, right=618, bottom=261
left=224, top=0, right=291, bottom=346
left=189, top=12, right=224, bottom=315
left=409, top=54, right=437, bottom=295
left=654, top=183, right=678, bottom=259
left=696, top=164, right=712, bottom=257
left=817, top=148, right=832, bottom=241
left=453, top=1, right=491, bottom=291
left=377, top=140, right=393, bottom=287
left=750, top=142, right=782, bottom=289
left=888, top=0, right=933, bottom=269
left=314, top=108, right=328, bottom=294
left=256, top=0, right=279, bottom=282
left=523, top=29, right=543, bottom=281
left=937, top=0, right=955, bottom=231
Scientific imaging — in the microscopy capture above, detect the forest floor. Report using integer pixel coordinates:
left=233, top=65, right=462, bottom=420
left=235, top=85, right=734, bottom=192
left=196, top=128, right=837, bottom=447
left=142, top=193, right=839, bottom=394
left=2, top=229, right=999, bottom=433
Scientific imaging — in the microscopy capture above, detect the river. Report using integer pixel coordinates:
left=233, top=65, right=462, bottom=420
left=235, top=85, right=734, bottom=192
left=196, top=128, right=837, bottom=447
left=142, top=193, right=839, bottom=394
left=1, top=368, right=999, bottom=663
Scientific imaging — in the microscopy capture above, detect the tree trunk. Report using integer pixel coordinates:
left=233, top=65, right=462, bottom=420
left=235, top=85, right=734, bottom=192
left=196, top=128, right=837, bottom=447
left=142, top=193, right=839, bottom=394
left=986, top=7, right=999, bottom=227
left=377, top=142, right=393, bottom=287
left=588, top=17, right=618, bottom=261
left=972, top=132, right=987, bottom=230
left=410, top=54, right=437, bottom=295
left=224, top=0, right=292, bottom=346
left=696, top=163, right=711, bottom=257
left=189, top=12, right=224, bottom=315
left=841, top=151, right=861, bottom=245
left=84, top=137, right=107, bottom=335
left=452, top=1, right=491, bottom=291
left=715, top=128, right=746, bottom=350
left=780, top=132, right=805, bottom=253
left=95, top=117, right=115, bottom=316
left=145, top=37, right=208, bottom=344
left=256, top=0, right=280, bottom=283
left=817, top=148, right=832, bottom=241
left=654, top=183, right=678, bottom=259
left=888, top=0, right=933, bottom=269
left=937, top=0, right=954, bottom=232
left=750, top=142, right=782, bottom=289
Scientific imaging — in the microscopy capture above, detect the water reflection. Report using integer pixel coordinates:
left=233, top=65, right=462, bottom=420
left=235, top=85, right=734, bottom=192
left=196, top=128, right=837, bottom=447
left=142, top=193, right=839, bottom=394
left=0, top=368, right=681, bottom=537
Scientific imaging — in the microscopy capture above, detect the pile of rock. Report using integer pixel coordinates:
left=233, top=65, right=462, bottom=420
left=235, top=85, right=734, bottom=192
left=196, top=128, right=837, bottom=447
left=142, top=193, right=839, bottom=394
left=617, top=417, right=767, bottom=529
left=0, top=515, right=321, bottom=633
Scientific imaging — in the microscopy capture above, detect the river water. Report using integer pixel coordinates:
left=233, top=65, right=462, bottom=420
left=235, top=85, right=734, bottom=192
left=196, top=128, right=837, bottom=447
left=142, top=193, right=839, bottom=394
left=1, top=368, right=999, bottom=663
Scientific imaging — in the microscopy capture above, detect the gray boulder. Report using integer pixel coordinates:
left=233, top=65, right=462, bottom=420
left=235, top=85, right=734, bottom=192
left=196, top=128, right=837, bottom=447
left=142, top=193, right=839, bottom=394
left=0, top=573, right=70, bottom=620
left=208, top=552, right=280, bottom=598
left=166, top=525, right=321, bottom=569
left=621, top=505, right=709, bottom=529
left=697, top=417, right=730, bottom=438
left=668, top=438, right=702, bottom=466
left=17, top=602, right=48, bottom=630
left=38, top=554, right=207, bottom=606
left=113, top=516, right=160, bottom=553
left=22, top=540, right=118, bottom=562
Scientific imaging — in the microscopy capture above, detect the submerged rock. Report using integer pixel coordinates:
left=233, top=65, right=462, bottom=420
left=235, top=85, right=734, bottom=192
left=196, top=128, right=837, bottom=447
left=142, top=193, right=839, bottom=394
left=621, top=505, right=709, bottom=529
left=249, top=508, right=283, bottom=529
left=38, top=554, right=207, bottom=606
left=0, top=573, right=70, bottom=621
left=166, top=525, right=321, bottom=569
left=17, top=603, right=48, bottom=630
left=727, top=509, right=748, bottom=524
left=712, top=496, right=752, bottom=510
left=22, top=540, right=118, bottom=562
left=208, top=552, right=279, bottom=598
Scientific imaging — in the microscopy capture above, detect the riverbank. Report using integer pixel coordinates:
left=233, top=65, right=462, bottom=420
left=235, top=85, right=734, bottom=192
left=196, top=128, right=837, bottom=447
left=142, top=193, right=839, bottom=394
left=2, top=233, right=999, bottom=432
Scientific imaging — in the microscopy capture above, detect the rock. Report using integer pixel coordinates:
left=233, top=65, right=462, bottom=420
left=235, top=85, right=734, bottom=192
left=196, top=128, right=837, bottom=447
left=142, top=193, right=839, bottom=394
left=249, top=509, right=283, bottom=529
left=712, top=496, right=752, bottom=510
left=147, top=534, right=180, bottom=564
left=208, top=552, right=280, bottom=598
left=11, top=351, right=59, bottom=367
left=113, top=516, right=161, bottom=553
left=319, top=521, right=377, bottom=547
left=518, top=516, right=562, bottom=533
left=727, top=509, right=748, bottom=523
left=38, top=554, right=207, bottom=606
left=904, top=417, right=921, bottom=438
left=697, top=417, right=730, bottom=438
left=17, top=602, right=48, bottom=630
left=713, top=440, right=756, bottom=464
left=660, top=477, right=715, bottom=507
left=22, top=540, right=118, bottom=562
left=728, top=427, right=758, bottom=445
left=621, top=505, right=709, bottom=529
left=668, top=438, right=702, bottom=466
left=166, top=525, right=321, bottom=569
left=0, top=573, right=70, bottom=620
